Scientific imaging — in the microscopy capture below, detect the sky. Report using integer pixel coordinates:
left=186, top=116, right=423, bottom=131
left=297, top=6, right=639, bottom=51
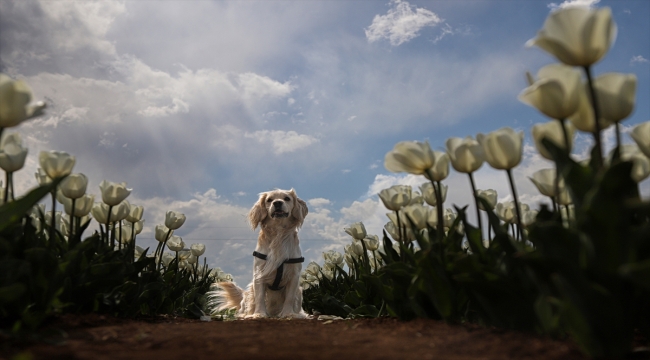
left=1, top=0, right=649, bottom=284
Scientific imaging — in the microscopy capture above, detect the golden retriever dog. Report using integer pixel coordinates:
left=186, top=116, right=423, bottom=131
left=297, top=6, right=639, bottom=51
left=208, top=189, right=309, bottom=319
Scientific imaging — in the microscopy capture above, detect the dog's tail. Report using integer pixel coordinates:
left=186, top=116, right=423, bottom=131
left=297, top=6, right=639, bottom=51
left=206, top=281, right=244, bottom=315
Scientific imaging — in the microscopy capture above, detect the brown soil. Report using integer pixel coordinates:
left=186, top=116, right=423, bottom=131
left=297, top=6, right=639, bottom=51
left=1, top=314, right=590, bottom=360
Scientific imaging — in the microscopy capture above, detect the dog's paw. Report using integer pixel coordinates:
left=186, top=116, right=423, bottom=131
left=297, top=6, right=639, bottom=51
left=279, top=311, right=308, bottom=319
left=244, top=312, right=268, bottom=319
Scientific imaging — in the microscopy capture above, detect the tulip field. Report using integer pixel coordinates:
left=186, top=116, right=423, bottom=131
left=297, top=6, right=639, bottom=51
left=1, top=5, right=650, bottom=359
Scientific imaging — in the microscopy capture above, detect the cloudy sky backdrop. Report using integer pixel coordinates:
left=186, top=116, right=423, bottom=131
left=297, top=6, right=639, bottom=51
left=1, top=0, right=648, bottom=284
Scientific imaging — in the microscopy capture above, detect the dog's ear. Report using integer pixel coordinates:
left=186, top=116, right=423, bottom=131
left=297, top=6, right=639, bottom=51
left=290, top=189, right=308, bottom=227
left=249, top=192, right=268, bottom=230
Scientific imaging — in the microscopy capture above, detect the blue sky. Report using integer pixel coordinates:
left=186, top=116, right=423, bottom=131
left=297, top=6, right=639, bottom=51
left=1, top=0, right=649, bottom=284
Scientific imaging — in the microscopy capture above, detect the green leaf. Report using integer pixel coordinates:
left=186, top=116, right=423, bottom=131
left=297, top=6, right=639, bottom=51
left=0, top=283, right=26, bottom=302
left=0, top=179, right=61, bottom=232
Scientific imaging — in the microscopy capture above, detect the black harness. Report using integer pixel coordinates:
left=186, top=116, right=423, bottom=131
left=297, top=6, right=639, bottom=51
left=253, top=251, right=304, bottom=291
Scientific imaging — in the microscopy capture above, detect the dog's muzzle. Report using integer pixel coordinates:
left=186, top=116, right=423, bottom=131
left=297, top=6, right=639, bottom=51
left=271, top=211, right=289, bottom=218
left=271, top=201, right=288, bottom=218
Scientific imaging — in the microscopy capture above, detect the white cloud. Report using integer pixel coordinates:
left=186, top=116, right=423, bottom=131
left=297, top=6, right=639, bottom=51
left=244, top=130, right=319, bottom=154
left=548, top=0, right=600, bottom=11
left=631, top=55, right=649, bottom=65
left=39, top=0, right=126, bottom=55
left=365, top=0, right=443, bottom=46
left=308, top=198, right=331, bottom=208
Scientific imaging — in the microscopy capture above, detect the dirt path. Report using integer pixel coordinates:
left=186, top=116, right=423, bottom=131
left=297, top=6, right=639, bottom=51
left=3, top=314, right=586, bottom=360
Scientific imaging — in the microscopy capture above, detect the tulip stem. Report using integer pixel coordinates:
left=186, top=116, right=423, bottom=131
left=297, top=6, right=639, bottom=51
left=157, top=229, right=173, bottom=271
left=429, top=176, right=445, bottom=241
left=49, top=190, right=56, bottom=247
left=105, top=205, right=113, bottom=247
left=131, top=224, right=136, bottom=263
left=467, top=172, right=483, bottom=239
left=558, top=118, right=571, bottom=155
left=395, top=210, right=404, bottom=262
left=505, top=169, right=525, bottom=241
left=584, top=65, right=604, bottom=169
left=3, top=172, right=9, bottom=205
left=615, top=122, right=622, bottom=151
left=118, top=221, right=123, bottom=251
left=69, top=198, right=76, bottom=244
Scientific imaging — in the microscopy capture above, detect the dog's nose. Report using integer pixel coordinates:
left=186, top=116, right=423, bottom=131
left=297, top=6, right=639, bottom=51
left=273, top=201, right=283, bottom=209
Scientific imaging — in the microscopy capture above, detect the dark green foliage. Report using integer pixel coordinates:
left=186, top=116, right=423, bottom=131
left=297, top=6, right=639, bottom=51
left=304, top=140, right=650, bottom=358
left=0, top=182, right=215, bottom=335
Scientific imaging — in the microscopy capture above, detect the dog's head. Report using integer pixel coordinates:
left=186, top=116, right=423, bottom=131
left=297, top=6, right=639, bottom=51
left=248, top=188, right=308, bottom=230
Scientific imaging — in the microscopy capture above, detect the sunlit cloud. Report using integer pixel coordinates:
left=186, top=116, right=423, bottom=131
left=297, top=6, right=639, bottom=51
left=365, top=0, right=443, bottom=46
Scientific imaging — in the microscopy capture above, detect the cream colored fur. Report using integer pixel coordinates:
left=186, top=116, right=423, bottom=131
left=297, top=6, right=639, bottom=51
left=207, top=189, right=308, bottom=319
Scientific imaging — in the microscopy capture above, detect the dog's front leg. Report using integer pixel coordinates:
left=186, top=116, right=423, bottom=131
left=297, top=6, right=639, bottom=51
left=279, top=267, right=307, bottom=319
left=245, top=278, right=268, bottom=319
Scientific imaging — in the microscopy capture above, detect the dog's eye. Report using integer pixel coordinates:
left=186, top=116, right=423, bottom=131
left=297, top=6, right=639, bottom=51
left=284, top=197, right=290, bottom=201
left=266, top=198, right=273, bottom=203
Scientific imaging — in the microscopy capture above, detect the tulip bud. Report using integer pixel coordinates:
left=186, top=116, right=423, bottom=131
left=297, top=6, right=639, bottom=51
left=420, top=182, right=447, bottom=207
left=126, top=204, right=144, bottom=223
left=133, top=219, right=145, bottom=234
left=39, top=151, right=75, bottom=179
left=363, top=235, right=380, bottom=251
left=344, top=222, right=367, bottom=240
left=99, top=180, right=131, bottom=206
left=402, top=204, right=429, bottom=230
left=0, top=74, right=46, bottom=127
left=60, top=173, right=88, bottom=199
left=425, top=151, right=450, bottom=181
left=518, top=64, right=582, bottom=120
left=526, top=7, right=616, bottom=67
left=119, top=223, right=134, bottom=244
left=110, top=201, right=130, bottom=222
left=631, top=121, right=650, bottom=159
left=35, top=168, right=52, bottom=186
left=384, top=141, right=436, bottom=176
left=609, top=144, right=650, bottom=183
left=64, top=193, right=95, bottom=217
left=155, top=224, right=172, bottom=242
left=0, top=133, right=28, bottom=173
left=190, top=243, right=206, bottom=257
left=91, top=202, right=111, bottom=224
left=378, top=185, right=411, bottom=211
left=305, top=261, right=321, bottom=277
left=167, top=235, right=185, bottom=252
left=476, top=189, right=497, bottom=211
left=593, top=73, right=637, bottom=123
left=165, top=210, right=186, bottom=230
left=531, top=121, right=575, bottom=160
left=446, top=136, right=484, bottom=174
left=477, top=127, right=524, bottom=170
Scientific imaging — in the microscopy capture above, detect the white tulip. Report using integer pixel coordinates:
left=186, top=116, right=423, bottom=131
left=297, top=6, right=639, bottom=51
left=445, top=136, right=484, bottom=174
left=99, top=180, right=131, bottom=206
left=60, top=173, right=88, bottom=199
left=531, top=121, right=575, bottom=160
left=167, top=235, right=185, bottom=252
left=476, top=189, right=497, bottom=211
left=526, top=7, right=616, bottom=66
left=344, top=222, right=367, bottom=240
left=477, top=127, right=525, bottom=170
left=190, top=243, right=206, bottom=257
left=384, top=141, right=436, bottom=176
left=378, top=185, right=412, bottom=211
left=0, top=133, right=27, bottom=173
left=165, top=210, right=186, bottom=230
left=593, top=73, right=637, bottom=123
left=630, top=121, right=650, bottom=159
left=519, top=64, right=583, bottom=120
left=39, top=151, right=75, bottom=179
left=0, top=74, right=46, bottom=127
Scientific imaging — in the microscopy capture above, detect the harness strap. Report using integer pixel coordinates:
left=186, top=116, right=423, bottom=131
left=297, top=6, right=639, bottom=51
left=252, top=251, right=304, bottom=291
